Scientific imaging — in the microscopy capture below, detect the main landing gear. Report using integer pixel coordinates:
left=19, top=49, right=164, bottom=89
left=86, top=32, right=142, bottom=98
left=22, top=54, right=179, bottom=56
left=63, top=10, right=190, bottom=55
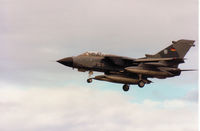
left=122, top=82, right=145, bottom=92
left=123, top=84, right=129, bottom=91
left=122, top=74, right=146, bottom=92
left=138, top=74, right=145, bottom=88
left=138, top=80, right=145, bottom=88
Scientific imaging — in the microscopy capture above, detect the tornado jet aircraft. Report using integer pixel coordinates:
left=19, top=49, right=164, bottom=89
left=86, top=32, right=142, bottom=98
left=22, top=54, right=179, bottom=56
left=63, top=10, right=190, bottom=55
left=57, top=39, right=195, bottom=91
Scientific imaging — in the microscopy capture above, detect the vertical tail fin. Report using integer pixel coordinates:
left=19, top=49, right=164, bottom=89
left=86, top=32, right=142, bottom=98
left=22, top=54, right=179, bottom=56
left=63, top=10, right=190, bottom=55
left=146, top=39, right=195, bottom=58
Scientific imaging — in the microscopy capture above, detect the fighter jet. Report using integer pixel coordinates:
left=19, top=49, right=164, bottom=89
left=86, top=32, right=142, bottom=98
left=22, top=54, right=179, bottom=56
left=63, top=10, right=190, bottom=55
left=57, top=39, right=195, bottom=91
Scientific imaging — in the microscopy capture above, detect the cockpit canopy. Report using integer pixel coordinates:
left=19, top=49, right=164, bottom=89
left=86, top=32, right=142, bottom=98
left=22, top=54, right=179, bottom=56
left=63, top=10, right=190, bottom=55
left=79, top=51, right=105, bottom=56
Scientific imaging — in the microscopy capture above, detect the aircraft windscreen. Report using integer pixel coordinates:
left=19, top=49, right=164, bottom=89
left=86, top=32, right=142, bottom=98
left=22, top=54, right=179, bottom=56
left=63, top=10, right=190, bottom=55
left=79, top=51, right=104, bottom=56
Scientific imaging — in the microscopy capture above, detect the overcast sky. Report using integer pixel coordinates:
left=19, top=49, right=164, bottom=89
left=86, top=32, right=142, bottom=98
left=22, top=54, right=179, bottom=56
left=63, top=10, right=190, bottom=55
left=0, top=0, right=198, bottom=131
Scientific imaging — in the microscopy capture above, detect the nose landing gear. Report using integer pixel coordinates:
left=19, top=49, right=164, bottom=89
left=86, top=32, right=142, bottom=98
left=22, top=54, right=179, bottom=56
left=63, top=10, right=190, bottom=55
left=87, top=78, right=93, bottom=83
left=89, top=71, right=93, bottom=77
left=87, top=71, right=93, bottom=83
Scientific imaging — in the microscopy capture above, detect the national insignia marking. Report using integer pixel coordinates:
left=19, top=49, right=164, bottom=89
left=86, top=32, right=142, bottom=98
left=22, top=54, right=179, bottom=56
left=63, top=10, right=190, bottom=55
left=170, top=47, right=176, bottom=51
left=164, top=49, right=168, bottom=54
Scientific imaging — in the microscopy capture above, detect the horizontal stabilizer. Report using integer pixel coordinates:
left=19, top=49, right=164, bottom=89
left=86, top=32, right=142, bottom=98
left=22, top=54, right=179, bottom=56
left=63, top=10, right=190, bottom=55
left=181, top=69, right=197, bottom=71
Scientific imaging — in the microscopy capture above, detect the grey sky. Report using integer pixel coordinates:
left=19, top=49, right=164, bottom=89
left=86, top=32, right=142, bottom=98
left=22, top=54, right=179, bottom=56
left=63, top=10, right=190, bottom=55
left=0, top=0, right=198, bottom=87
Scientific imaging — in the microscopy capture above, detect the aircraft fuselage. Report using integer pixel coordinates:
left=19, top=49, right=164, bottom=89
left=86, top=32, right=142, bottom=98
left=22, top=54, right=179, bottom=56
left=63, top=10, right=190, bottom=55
left=57, top=39, right=195, bottom=91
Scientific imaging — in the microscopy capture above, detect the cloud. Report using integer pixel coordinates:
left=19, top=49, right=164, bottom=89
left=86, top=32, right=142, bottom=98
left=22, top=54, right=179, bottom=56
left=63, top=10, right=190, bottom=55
left=0, top=83, right=197, bottom=131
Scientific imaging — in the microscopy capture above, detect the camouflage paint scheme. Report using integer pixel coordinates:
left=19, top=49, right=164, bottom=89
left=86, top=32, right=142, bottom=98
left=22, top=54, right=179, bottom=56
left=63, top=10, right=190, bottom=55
left=57, top=39, right=195, bottom=91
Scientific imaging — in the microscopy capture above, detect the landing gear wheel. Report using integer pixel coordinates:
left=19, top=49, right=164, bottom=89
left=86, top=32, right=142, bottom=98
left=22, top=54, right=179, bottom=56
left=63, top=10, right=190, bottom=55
left=87, top=78, right=92, bottom=83
left=138, top=80, right=145, bottom=88
left=123, top=84, right=129, bottom=91
left=89, top=71, right=93, bottom=77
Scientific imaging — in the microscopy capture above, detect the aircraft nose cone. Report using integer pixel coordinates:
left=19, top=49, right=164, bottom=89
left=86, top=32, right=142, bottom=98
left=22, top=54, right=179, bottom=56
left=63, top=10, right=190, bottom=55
left=57, top=57, right=73, bottom=67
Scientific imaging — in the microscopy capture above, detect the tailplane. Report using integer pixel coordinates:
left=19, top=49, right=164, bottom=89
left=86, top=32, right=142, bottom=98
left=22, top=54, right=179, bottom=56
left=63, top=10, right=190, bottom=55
left=180, top=69, right=197, bottom=71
